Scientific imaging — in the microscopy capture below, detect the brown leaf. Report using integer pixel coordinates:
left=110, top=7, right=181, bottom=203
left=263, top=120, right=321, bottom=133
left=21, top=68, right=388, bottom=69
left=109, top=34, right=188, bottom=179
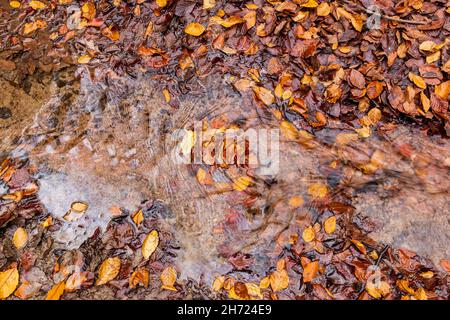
left=349, top=69, right=366, bottom=89
left=129, top=268, right=149, bottom=288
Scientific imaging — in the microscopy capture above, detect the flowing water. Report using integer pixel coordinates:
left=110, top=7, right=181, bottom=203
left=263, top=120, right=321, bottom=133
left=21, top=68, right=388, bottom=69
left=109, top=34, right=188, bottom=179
left=0, top=67, right=449, bottom=281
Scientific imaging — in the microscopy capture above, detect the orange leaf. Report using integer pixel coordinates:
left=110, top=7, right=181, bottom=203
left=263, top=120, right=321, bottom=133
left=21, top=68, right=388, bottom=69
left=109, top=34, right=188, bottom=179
left=13, top=227, right=28, bottom=249
left=161, top=266, right=177, bottom=291
left=185, top=22, right=205, bottom=36
left=45, top=281, right=65, bottom=300
left=96, top=257, right=121, bottom=285
left=303, top=261, right=319, bottom=282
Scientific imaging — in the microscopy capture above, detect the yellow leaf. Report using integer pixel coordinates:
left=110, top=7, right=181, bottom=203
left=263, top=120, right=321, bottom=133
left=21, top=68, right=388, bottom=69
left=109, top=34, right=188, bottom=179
left=408, top=72, right=426, bottom=89
left=13, top=227, right=28, bottom=249
left=132, top=209, right=144, bottom=227
left=246, top=283, right=263, bottom=298
left=259, top=276, right=270, bottom=289
left=71, top=201, right=88, bottom=212
left=185, top=22, right=206, bottom=36
left=351, top=240, right=367, bottom=254
left=307, top=182, right=328, bottom=199
left=220, top=16, right=245, bottom=28
left=280, top=120, right=299, bottom=140
left=426, top=51, right=440, bottom=64
left=419, top=41, right=436, bottom=52
left=129, top=268, right=149, bottom=288
left=212, top=276, right=225, bottom=291
left=77, top=55, right=91, bottom=64
left=302, top=226, right=315, bottom=242
left=435, top=80, right=450, bottom=99
left=420, top=92, right=430, bottom=113
left=301, top=0, right=318, bottom=8
left=233, top=176, right=253, bottom=191
left=161, top=266, right=177, bottom=291
left=142, top=229, right=159, bottom=260
left=81, top=2, right=96, bottom=20
left=29, top=0, right=46, bottom=9
left=252, top=86, right=274, bottom=106
left=162, top=89, right=171, bottom=103
left=269, top=269, right=289, bottom=292
left=317, top=2, right=331, bottom=16
left=0, top=267, right=19, bottom=299
left=102, top=26, right=120, bottom=41
left=414, top=287, right=427, bottom=300
left=203, top=0, right=215, bottom=10
left=420, top=271, right=434, bottom=279
left=41, top=216, right=53, bottom=228
left=45, top=281, right=65, bottom=300
left=303, top=261, right=319, bottom=282
left=9, top=1, right=21, bottom=8
left=96, top=257, right=121, bottom=285
left=288, top=196, right=304, bottom=208
left=156, top=0, right=167, bottom=8
left=324, top=216, right=336, bottom=234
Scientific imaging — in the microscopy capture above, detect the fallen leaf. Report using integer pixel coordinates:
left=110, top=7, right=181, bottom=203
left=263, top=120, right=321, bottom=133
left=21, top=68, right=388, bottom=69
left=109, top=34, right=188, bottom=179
left=129, top=268, right=149, bottom=288
left=307, top=182, right=328, bottom=199
left=160, top=266, right=177, bottom=291
left=185, top=22, right=205, bottom=36
left=303, top=261, right=319, bottom=282
left=288, top=196, right=304, bottom=208
left=269, top=269, right=289, bottom=292
left=13, top=227, right=28, bottom=249
left=408, top=73, right=426, bottom=89
left=65, top=272, right=88, bottom=292
left=203, top=0, right=215, bottom=10
left=302, top=226, right=315, bottom=243
left=45, top=281, right=65, bottom=300
left=77, top=55, right=91, bottom=64
left=29, top=0, right=46, bottom=10
left=316, top=2, right=331, bottom=16
left=9, top=1, right=21, bottom=8
left=142, top=229, right=159, bottom=260
left=324, top=216, right=336, bottom=234
left=212, top=276, right=225, bottom=291
left=156, top=0, right=167, bottom=8
left=252, top=86, right=275, bottom=106
left=0, top=267, right=19, bottom=299
left=132, top=209, right=144, bottom=227
left=96, top=257, right=121, bottom=285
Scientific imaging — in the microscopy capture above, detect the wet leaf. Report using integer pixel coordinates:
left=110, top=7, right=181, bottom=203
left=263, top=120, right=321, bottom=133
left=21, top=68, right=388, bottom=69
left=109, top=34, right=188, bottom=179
left=408, top=73, right=426, bottom=89
left=185, top=23, right=205, bottom=37
left=316, top=2, right=331, bottom=16
left=29, top=0, right=46, bottom=10
left=96, top=257, right=121, bottom=285
left=9, top=1, right=21, bottom=8
left=260, top=276, right=270, bottom=289
left=324, top=216, right=336, bottom=234
left=303, top=261, right=319, bottom=283
left=302, top=226, right=315, bottom=243
left=81, top=2, right=96, bottom=20
left=269, top=269, right=289, bottom=292
left=0, top=267, right=19, bottom=299
left=220, top=16, right=245, bottom=28
left=252, top=86, right=275, bottom=106
left=65, top=272, right=88, bottom=292
left=45, top=281, right=65, bottom=300
left=203, top=0, right=215, bottom=10
left=129, top=268, right=149, bottom=289
left=307, top=182, right=328, bottom=199
left=233, top=176, right=253, bottom=191
left=351, top=240, right=367, bottom=255
left=13, top=227, right=28, bottom=249
left=160, top=266, right=177, bottom=291
left=156, top=0, right=167, bottom=8
left=212, top=276, right=225, bottom=291
left=142, top=229, right=159, bottom=260
left=77, top=55, right=91, bottom=64
left=288, top=196, right=304, bottom=208
left=132, top=209, right=144, bottom=227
